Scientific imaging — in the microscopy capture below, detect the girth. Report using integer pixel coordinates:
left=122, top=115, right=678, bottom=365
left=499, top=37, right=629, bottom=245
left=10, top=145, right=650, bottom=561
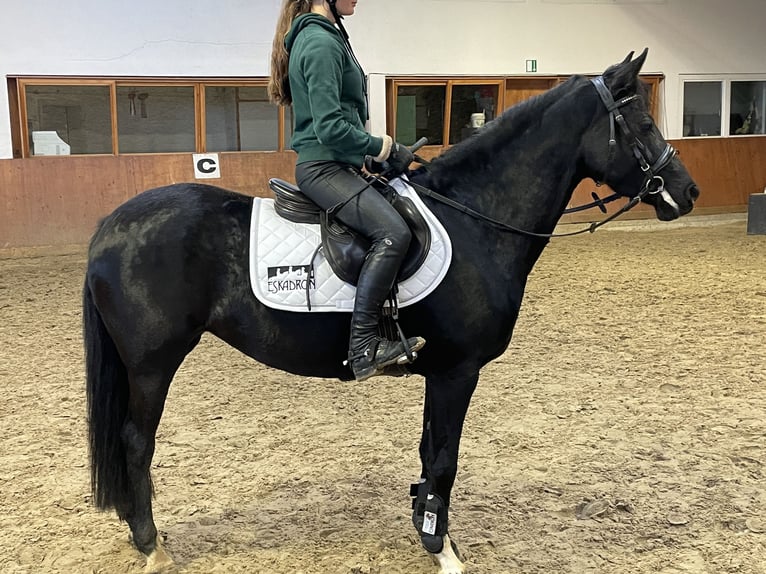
left=268, top=177, right=431, bottom=286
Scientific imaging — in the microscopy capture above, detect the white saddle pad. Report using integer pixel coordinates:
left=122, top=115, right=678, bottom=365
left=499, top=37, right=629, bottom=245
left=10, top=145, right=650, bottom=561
left=249, top=177, right=452, bottom=312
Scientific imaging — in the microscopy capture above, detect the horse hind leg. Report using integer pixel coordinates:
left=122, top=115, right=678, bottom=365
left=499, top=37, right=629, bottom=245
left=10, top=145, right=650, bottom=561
left=143, top=538, right=172, bottom=574
left=121, top=369, right=177, bottom=573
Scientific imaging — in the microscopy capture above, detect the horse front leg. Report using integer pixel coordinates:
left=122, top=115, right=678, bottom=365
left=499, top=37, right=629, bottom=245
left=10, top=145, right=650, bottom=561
left=413, top=369, right=479, bottom=574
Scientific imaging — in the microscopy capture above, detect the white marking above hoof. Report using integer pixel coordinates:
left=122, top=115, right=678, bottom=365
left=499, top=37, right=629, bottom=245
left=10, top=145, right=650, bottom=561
left=430, top=534, right=466, bottom=574
left=144, top=536, right=174, bottom=573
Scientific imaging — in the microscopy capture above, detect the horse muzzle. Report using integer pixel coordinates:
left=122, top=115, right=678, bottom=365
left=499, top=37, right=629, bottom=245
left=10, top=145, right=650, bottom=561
left=652, top=183, right=699, bottom=221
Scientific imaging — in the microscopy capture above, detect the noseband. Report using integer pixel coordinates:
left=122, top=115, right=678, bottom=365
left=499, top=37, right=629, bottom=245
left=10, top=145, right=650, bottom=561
left=590, top=76, right=677, bottom=200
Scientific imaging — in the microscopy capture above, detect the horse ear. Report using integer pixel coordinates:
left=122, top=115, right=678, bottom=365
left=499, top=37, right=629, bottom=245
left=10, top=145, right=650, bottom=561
left=632, top=47, right=649, bottom=71
left=604, top=48, right=649, bottom=95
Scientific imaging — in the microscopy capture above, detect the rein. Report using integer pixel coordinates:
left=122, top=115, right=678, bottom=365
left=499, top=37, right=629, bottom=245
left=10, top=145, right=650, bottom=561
left=561, top=191, right=621, bottom=215
left=405, top=76, right=677, bottom=240
left=407, top=179, right=650, bottom=238
left=416, top=152, right=621, bottom=217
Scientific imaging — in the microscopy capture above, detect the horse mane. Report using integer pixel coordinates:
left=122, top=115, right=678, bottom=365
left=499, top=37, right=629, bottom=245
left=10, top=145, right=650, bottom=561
left=420, top=75, right=585, bottom=189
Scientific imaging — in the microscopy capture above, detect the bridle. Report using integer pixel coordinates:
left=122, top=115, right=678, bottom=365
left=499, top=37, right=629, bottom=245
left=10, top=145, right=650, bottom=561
left=590, top=76, right=677, bottom=202
left=408, top=76, right=680, bottom=239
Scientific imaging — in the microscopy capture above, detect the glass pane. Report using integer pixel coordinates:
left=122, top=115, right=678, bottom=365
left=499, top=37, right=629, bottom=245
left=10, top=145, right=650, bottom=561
left=682, top=81, right=721, bottom=137
left=396, top=85, right=446, bottom=146
left=25, top=85, right=112, bottom=155
left=449, top=84, right=499, bottom=144
left=205, top=86, right=279, bottom=151
left=730, top=81, right=765, bottom=136
left=117, top=86, right=195, bottom=153
left=285, top=105, right=294, bottom=150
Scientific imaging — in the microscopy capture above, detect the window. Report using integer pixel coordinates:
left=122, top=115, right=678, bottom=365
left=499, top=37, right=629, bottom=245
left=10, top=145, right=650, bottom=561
left=389, top=79, right=503, bottom=147
left=682, top=77, right=766, bottom=138
left=24, top=83, right=112, bottom=155
left=388, top=75, right=660, bottom=148
left=683, top=81, right=722, bottom=137
left=395, top=84, right=447, bottom=146
left=117, top=85, right=195, bottom=153
left=730, top=81, right=765, bottom=136
left=449, top=84, right=499, bottom=144
left=284, top=105, right=294, bottom=150
left=10, top=77, right=292, bottom=157
left=205, top=86, right=279, bottom=152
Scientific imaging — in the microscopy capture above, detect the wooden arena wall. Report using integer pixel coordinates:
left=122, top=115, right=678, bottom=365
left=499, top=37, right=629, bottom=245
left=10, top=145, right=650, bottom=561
left=565, top=137, right=766, bottom=223
left=0, top=137, right=764, bottom=248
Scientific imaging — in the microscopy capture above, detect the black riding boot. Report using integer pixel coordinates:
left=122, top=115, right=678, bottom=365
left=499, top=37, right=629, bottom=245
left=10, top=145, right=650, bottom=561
left=349, top=239, right=425, bottom=382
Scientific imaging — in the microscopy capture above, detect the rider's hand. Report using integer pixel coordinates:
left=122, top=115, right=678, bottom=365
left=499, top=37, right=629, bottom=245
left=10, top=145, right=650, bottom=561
left=385, top=141, right=415, bottom=175
left=364, top=155, right=386, bottom=175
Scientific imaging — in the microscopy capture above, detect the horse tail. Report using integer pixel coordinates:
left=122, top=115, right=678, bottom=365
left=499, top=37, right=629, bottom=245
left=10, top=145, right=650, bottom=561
left=83, top=277, right=131, bottom=514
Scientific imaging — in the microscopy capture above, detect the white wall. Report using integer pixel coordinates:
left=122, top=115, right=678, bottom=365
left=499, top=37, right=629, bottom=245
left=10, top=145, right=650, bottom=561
left=2, top=0, right=765, bottom=158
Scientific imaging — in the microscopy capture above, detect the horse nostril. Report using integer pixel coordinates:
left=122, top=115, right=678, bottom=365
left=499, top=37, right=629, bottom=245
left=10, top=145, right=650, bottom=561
left=688, top=185, right=700, bottom=202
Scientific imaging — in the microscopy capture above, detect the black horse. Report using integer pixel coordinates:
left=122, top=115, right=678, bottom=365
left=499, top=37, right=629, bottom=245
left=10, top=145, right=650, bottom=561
left=84, top=50, right=698, bottom=574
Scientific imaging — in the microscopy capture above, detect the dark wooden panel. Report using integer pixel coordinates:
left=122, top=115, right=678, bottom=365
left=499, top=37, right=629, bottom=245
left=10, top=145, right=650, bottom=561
left=0, top=152, right=297, bottom=247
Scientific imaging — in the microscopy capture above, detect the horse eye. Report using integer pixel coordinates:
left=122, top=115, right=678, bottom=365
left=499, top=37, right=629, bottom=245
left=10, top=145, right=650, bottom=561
left=640, top=118, right=654, bottom=133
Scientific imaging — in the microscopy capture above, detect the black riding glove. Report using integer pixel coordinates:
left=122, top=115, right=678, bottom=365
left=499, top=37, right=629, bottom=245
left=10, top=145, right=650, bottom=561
left=364, top=155, right=386, bottom=175
left=385, top=141, right=415, bottom=176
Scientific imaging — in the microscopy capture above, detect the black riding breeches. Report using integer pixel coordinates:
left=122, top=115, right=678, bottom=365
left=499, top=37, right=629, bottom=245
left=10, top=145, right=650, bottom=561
left=295, top=161, right=411, bottom=254
left=296, top=160, right=412, bottom=348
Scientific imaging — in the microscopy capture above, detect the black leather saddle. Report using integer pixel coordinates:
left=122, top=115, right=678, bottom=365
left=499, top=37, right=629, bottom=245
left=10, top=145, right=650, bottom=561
left=268, top=177, right=431, bottom=286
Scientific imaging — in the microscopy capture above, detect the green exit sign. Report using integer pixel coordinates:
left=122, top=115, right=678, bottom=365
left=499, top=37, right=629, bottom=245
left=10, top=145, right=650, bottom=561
left=526, top=59, right=537, bottom=73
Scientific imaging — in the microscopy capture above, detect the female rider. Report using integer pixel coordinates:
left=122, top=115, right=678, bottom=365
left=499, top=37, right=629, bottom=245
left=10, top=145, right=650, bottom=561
left=269, top=0, right=425, bottom=381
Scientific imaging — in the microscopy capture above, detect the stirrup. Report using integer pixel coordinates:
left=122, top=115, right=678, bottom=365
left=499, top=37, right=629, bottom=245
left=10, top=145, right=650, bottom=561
left=349, top=336, right=425, bottom=382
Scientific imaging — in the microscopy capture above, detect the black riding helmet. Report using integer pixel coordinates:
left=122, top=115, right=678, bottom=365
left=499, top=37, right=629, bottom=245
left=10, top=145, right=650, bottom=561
left=326, top=0, right=351, bottom=41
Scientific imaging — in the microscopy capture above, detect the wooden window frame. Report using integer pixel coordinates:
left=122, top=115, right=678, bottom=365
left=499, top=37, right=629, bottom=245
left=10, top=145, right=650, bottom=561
left=387, top=77, right=505, bottom=148
left=680, top=75, right=766, bottom=139
left=6, top=78, right=23, bottom=159
left=387, top=79, right=448, bottom=147
left=18, top=78, right=116, bottom=158
left=10, top=76, right=290, bottom=158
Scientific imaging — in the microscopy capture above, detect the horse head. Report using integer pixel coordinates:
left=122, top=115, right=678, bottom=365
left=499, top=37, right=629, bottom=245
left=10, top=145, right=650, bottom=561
left=583, top=48, right=699, bottom=221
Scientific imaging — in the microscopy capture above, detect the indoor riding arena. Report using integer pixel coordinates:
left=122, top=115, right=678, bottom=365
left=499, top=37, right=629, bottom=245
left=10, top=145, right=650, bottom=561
left=1, top=2, right=765, bottom=574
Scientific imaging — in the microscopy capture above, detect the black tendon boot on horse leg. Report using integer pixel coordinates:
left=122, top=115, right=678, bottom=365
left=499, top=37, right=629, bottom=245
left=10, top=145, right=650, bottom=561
left=348, top=235, right=425, bottom=381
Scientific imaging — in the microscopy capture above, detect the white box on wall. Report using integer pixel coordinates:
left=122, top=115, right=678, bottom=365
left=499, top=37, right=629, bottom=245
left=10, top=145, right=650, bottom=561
left=31, top=131, right=70, bottom=156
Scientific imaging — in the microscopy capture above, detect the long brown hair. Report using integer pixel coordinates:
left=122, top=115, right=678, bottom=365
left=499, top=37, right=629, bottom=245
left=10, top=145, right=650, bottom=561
left=269, top=0, right=312, bottom=105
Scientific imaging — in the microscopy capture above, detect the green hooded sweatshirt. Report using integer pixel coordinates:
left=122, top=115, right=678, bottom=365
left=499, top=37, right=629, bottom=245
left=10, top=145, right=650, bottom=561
left=285, top=13, right=385, bottom=167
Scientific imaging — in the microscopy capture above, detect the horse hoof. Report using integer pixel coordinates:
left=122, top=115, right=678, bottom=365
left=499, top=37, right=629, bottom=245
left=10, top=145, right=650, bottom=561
left=144, top=536, right=174, bottom=573
left=430, top=534, right=466, bottom=574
